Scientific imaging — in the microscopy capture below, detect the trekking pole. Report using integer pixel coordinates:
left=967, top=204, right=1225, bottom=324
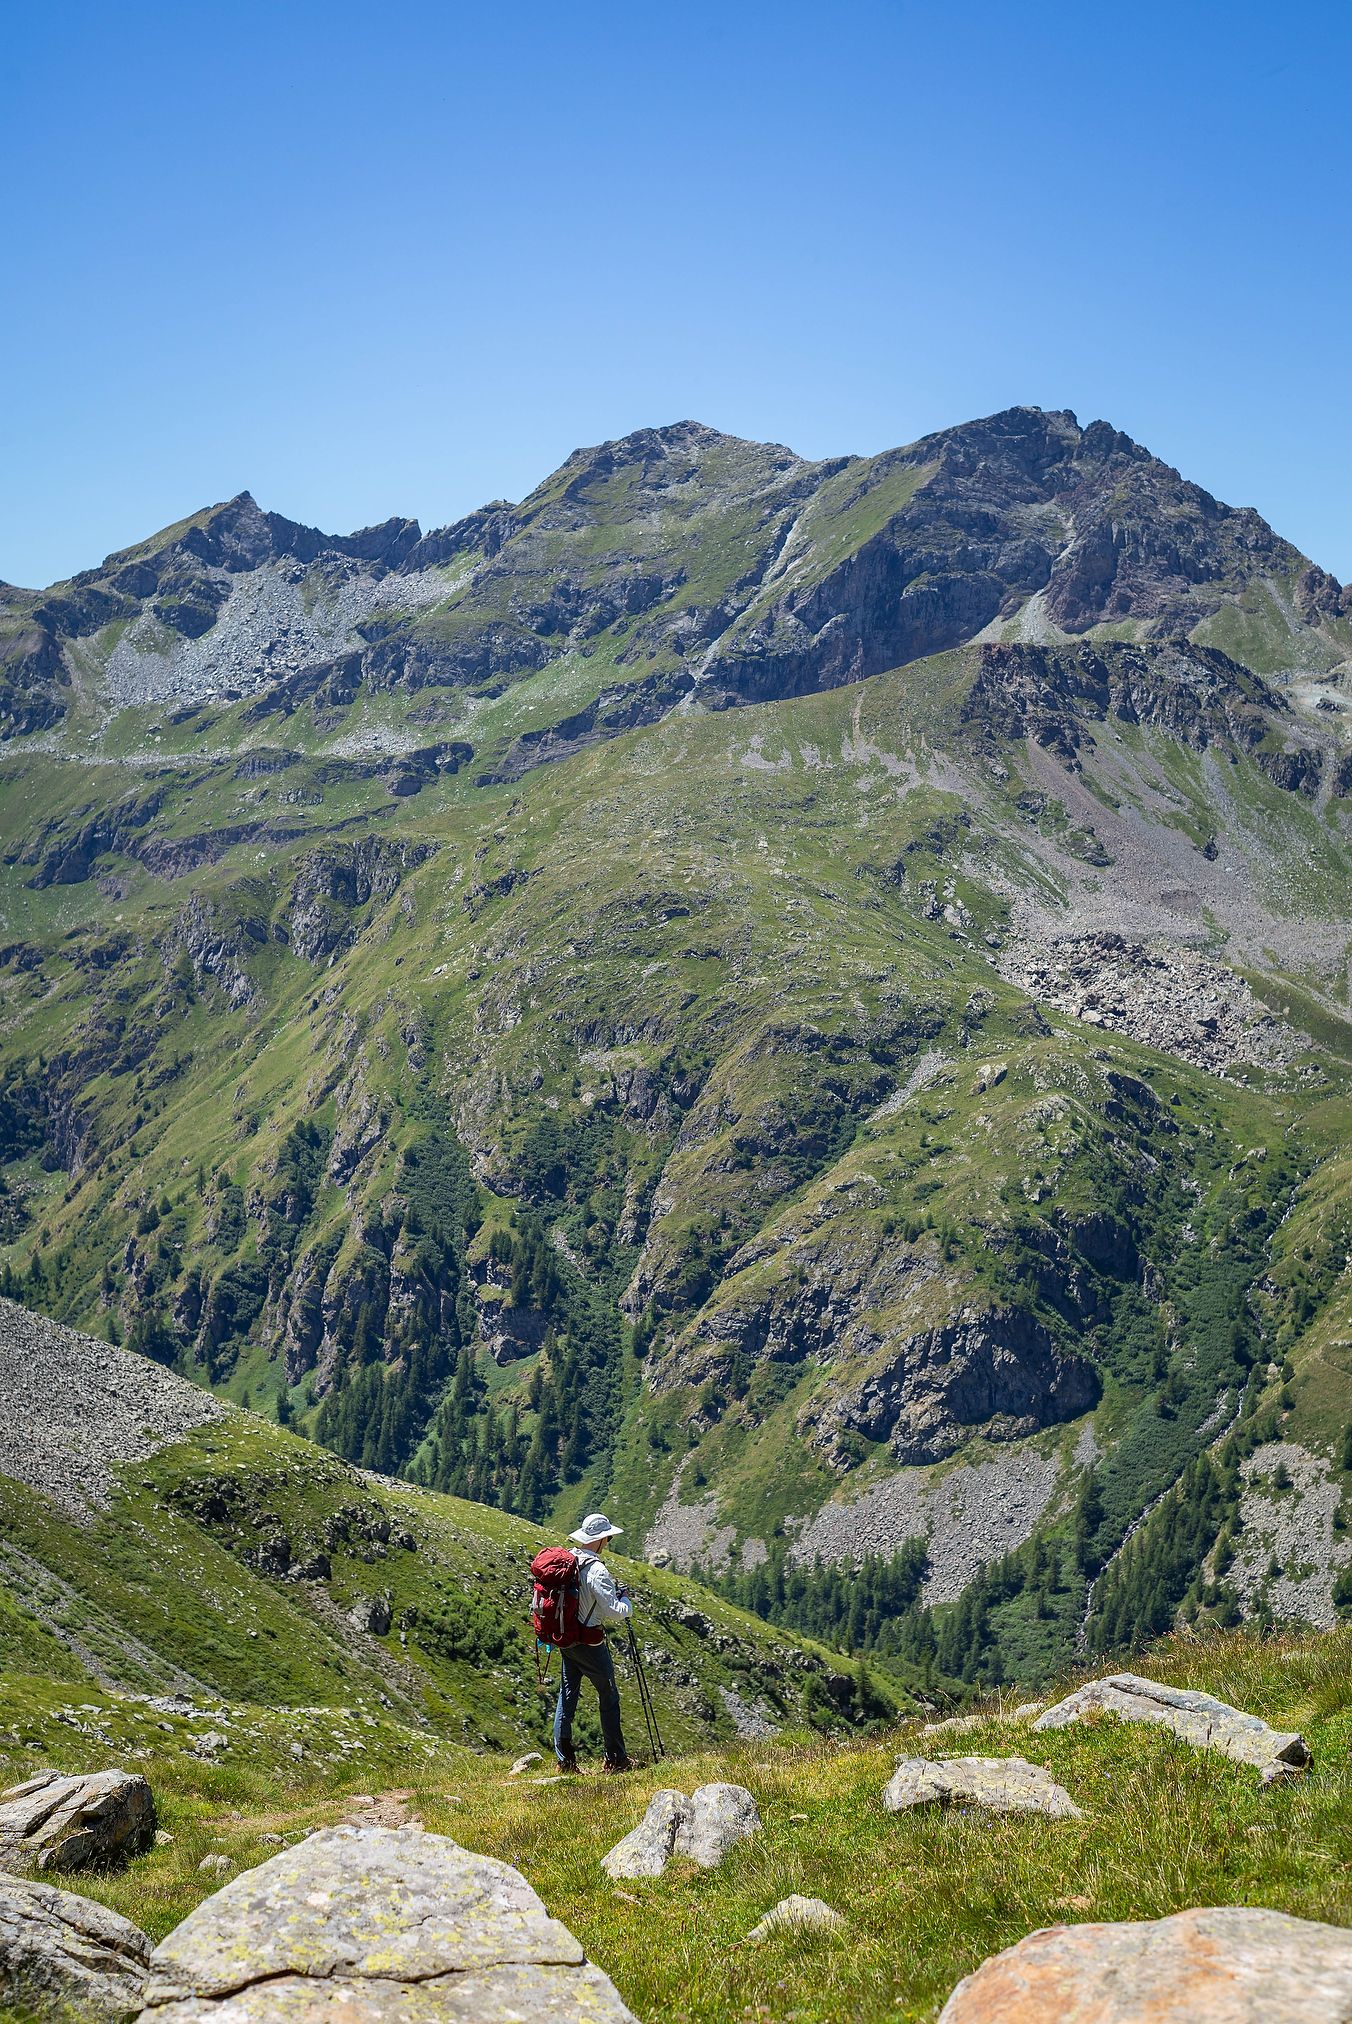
left=626, top=1618, right=666, bottom=1762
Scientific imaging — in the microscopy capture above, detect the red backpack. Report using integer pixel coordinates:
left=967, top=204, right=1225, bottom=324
left=530, top=1546, right=603, bottom=1648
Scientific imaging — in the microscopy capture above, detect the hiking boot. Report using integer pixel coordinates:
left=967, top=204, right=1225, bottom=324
left=557, top=1753, right=580, bottom=1774
left=601, top=1754, right=633, bottom=1774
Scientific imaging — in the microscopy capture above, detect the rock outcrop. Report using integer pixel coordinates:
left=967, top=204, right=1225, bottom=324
left=0, top=1869, right=152, bottom=2022
left=0, top=1768, right=156, bottom=1872
left=883, top=1756, right=1081, bottom=1820
left=136, top=1823, right=636, bottom=2021
left=601, top=1783, right=761, bottom=1880
left=1033, top=1673, right=1311, bottom=1782
left=936, top=1905, right=1352, bottom=2022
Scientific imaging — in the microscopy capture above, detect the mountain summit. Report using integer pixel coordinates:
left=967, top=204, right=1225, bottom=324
left=2, top=407, right=1347, bottom=742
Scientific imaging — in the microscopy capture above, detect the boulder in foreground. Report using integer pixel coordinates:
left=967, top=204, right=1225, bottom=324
left=1033, top=1672, right=1310, bottom=1781
left=136, top=1823, right=636, bottom=2021
left=884, top=1755, right=1082, bottom=1819
left=0, top=1869, right=152, bottom=2022
left=0, top=1769, right=156, bottom=1872
left=601, top=1782, right=761, bottom=1880
left=937, top=1905, right=1352, bottom=2022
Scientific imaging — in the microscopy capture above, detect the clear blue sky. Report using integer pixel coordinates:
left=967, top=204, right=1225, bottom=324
left=4, top=0, right=1349, bottom=588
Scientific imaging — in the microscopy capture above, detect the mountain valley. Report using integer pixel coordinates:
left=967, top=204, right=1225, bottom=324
left=2, top=404, right=1351, bottom=1693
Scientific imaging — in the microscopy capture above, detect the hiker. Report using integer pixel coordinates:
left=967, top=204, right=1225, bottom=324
left=534, top=1512, right=633, bottom=1774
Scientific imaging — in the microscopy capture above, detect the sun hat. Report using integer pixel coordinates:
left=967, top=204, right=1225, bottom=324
left=569, top=1512, right=624, bottom=1545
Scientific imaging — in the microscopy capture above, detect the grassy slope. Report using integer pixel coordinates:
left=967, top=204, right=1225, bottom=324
left=0, top=1624, right=1349, bottom=2023
left=0, top=639, right=1349, bottom=1684
left=0, top=1399, right=901, bottom=1765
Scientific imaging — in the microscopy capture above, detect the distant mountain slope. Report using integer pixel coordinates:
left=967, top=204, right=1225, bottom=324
left=0, top=1296, right=889, bottom=1741
left=1, top=409, right=1350, bottom=1693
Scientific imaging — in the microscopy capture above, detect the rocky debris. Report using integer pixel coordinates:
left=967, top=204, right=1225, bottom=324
left=1033, top=1672, right=1310, bottom=1781
left=137, top=1823, right=636, bottom=2021
left=0, top=1768, right=156, bottom=1871
left=196, top=1855, right=232, bottom=1877
left=996, top=931, right=1302, bottom=1078
left=746, top=1896, right=844, bottom=1942
left=508, top=1753, right=543, bottom=1777
left=601, top=1783, right=761, bottom=1880
left=1229, top=1440, right=1352, bottom=1629
left=0, top=1296, right=221, bottom=1517
left=883, top=1756, right=1081, bottom=1820
left=717, top=1684, right=780, bottom=1739
left=936, top=1905, right=1352, bottom=2022
left=0, top=1869, right=152, bottom=2022
left=790, top=1444, right=1063, bottom=1600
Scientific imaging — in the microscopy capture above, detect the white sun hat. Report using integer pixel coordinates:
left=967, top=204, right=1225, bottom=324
left=569, top=1512, right=624, bottom=1545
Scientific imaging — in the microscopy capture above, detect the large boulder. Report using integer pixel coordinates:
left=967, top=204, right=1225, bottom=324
left=883, top=1756, right=1082, bottom=1820
left=0, top=1769, right=156, bottom=1872
left=0, top=1869, right=152, bottom=2022
left=136, top=1823, right=636, bottom=2021
left=601, top=1783, right=761, bottom=1880
left=1033, top=1672, right=1311, bottom=1782
left=936, top=1905, right=1352, bottom=2022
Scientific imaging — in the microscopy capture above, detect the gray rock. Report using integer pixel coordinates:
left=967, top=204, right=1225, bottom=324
left=746, top=1895, right=844, bottom=1942
left=346, top=1596, right=392, bottom=1637
left=601, top=1789, right=688, bottom=1880
left=508, top=1753, right=543, bottom=1777
left=601, top=1782, right=761, bottom=1880
left=0, top=1769, right=157, bottom=1872
left=884, top=1756, right=1082, bottom=1820
left=0, top=1869, right=152, bottom=2022
left=936, top=1904, right=1352, bottom=2022
left=137, top=1824, right=636, bottom=2020
left=1032, top=1672, right=1311, bottom=1781
left=674, top=1783, right=762, bottom=1867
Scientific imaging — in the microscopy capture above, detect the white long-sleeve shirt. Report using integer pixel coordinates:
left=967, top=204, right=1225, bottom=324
left=575, top=1548, right=632, bottom=1630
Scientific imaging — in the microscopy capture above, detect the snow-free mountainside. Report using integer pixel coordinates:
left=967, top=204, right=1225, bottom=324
left=2, top=405, right=1351, bottom=1703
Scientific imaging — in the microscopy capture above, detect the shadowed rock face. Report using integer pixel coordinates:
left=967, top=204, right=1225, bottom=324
left=138, top=1823, right=637, bottom=2021
left=936, top=1905, right=1352, bottom=2024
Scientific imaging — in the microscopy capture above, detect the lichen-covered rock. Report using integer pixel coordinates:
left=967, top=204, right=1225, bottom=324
left=601, top=1783, right=760, bottom=1880
left=601, top=1789, right=688, bottom=1880
left=137, top=1824, right=636, bottom=2020
left=883, top=1756, right=1081, bottom=1820
left=936, top=1905, right=1352, bottom=2022
left=0, top=1768, right=157, bottom=1872
left=0, top=1869, right=152, bottom=2022
left=746, top=1895, right=845, bottom=1942
left=1032, top=1673, right=1310, bottom=1781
